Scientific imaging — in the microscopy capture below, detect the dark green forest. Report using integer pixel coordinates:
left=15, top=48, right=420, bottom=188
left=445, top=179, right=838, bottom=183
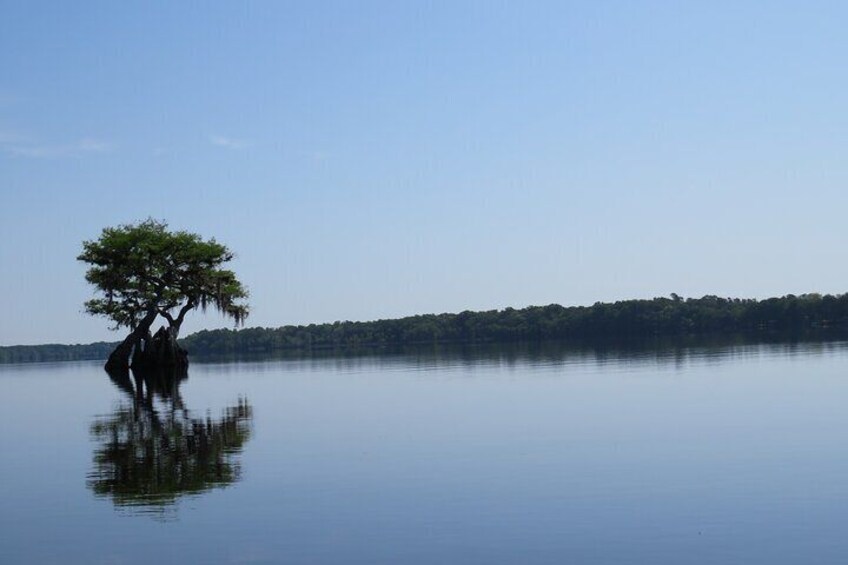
left=5, top=293, right=848, bottom=364
left=0, top=341, right=117, bottom=364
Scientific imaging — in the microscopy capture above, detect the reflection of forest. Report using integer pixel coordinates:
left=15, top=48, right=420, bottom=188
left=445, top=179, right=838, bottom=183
left=88, top=368, right=252, bottom=509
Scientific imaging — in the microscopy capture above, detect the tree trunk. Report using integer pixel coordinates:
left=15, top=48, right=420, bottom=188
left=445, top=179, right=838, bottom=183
left=132, top=325, right=189, bottom=372
left=127, top=300, right=194, bottom=373
left=105, top=310, right=158, bottom=373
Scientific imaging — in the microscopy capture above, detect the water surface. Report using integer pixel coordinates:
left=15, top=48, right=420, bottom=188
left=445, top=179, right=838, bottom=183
left=2, top=340, right=848, bottom=564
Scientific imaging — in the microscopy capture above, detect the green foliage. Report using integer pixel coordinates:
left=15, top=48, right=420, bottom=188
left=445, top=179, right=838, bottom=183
left=180, top=292, right=848, bottom=356
left=5, top=292, right=848, bottom=363
left=77, top=219, right=249, bottom=333
left=0, top=341, right=117, bottom=363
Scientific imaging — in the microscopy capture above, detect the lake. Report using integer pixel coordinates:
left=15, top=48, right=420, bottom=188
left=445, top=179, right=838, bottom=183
left=2, top=339, right=848, bottom=564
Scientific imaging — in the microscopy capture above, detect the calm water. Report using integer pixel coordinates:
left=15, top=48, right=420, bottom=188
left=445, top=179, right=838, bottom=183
left=3, top=340, right=848, bottom=564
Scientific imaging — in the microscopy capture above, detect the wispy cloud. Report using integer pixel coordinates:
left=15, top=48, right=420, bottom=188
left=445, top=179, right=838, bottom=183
left=0, top=130, right=24, bottom=145
left=76, top=138, right=111, bottom=152
left=300, top=150, right=328, bottom=164
left=210, top=134, right=250, bottom=150
left=0, top=133, right=113, bottom=158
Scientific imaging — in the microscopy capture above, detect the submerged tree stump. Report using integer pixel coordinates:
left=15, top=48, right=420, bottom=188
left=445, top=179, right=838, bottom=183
left=131, top=326, right=189, bottom=371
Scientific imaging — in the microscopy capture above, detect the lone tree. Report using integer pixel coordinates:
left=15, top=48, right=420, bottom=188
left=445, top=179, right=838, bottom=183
left=78, top=219, right=249, bottom=373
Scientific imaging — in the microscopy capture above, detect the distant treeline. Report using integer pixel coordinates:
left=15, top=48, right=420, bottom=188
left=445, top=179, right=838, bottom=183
left=181, top=293, right=848, bottom=356
left=4, top=293, right=848, bottom=364
left=0, top=341, right=117, bottom=364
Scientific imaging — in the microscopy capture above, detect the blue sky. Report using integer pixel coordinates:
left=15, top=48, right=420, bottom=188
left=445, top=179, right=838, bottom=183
left=2, top=1, right=848, bottom=345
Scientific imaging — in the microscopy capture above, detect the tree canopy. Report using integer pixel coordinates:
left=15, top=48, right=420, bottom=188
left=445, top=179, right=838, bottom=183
left=78, top=219, right=249, bottom=370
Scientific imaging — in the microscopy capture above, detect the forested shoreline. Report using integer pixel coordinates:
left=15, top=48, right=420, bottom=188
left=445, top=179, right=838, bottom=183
left=4, top=293, right=848, bottom=363
left=0, top=341, right=118, bottom=364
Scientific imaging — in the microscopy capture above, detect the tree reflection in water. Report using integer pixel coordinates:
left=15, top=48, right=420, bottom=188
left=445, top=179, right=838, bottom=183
left=88, top=367, right=252, bottom=513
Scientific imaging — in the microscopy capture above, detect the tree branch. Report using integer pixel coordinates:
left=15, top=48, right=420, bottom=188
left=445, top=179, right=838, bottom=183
left=175, top=299, right=196, bottom=327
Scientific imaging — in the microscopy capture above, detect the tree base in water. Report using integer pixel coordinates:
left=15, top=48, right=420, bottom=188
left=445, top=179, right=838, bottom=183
left=105, top=326, right=189, bottom=374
